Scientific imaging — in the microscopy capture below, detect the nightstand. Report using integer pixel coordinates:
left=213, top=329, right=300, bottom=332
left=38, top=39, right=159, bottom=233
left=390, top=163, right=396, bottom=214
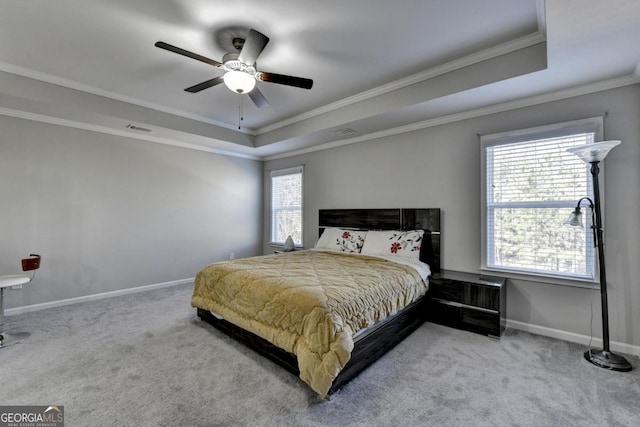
left=427, top=270, right=506, bottom=337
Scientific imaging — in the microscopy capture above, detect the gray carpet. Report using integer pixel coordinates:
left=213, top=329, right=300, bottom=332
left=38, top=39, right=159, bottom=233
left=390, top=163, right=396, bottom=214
left=2, top=284, right=639, bottom=426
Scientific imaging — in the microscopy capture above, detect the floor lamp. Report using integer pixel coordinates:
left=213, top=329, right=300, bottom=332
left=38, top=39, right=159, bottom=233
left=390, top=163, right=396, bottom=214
left=565, top=140, right=632, bottom=372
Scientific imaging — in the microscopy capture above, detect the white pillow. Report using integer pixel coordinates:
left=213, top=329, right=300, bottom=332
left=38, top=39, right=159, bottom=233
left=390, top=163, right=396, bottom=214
left=315, top=228, right=367, bottom=253
left=361, top=229, right=424, bottom=259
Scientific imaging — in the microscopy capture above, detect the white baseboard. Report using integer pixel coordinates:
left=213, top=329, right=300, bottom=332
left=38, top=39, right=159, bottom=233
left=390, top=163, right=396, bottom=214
left=5, top=278, right=194, bottom=316
left=6, top=282, right=640, bottom=357
left=507, top=319, right=640, bottom=357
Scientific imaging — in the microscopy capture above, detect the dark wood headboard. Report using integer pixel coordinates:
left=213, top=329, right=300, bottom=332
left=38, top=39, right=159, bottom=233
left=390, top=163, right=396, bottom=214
left=318, top=208, right=441, bottom=273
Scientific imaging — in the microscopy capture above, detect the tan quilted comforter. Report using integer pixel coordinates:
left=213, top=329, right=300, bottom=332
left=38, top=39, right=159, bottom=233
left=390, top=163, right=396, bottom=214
left=191, top=249, right=428, bottom=397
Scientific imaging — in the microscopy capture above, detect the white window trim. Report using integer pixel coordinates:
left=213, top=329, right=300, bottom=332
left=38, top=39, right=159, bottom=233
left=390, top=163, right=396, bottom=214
left=269, top=165, right=304, bottom=248
left=480, top=117, right=605, bottom=288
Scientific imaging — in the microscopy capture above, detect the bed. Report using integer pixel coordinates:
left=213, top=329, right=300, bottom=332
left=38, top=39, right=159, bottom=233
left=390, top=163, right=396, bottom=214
left=192, top=208, right=441, bottom=397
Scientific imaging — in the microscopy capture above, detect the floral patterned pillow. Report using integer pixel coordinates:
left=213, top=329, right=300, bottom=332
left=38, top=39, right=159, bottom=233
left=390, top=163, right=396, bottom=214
left=315, top=228, right=367, bottom=253
left=361, top=229, right=424, bottom=259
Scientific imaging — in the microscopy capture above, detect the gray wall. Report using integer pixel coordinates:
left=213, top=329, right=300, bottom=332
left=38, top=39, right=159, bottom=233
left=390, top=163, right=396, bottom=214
left=1, top=115, right=263, bottom=309
left=263, top=84, right=640, bottom=350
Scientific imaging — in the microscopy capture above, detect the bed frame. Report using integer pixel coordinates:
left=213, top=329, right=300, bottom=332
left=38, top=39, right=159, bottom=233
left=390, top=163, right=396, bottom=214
left=196, top=208, right=441, bottom=396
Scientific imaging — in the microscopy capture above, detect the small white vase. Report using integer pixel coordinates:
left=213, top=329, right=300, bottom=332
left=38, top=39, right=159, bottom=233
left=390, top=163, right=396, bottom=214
left=284, top=235, right=295, bottom=251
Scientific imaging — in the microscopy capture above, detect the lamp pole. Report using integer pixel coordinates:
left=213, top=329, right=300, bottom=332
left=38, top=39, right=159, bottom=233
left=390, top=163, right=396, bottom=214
left=566, top=140, right=631, bottom=371
left=590, top=161, right=610, bottom=349
left=584, top=161, right=631, bottom=371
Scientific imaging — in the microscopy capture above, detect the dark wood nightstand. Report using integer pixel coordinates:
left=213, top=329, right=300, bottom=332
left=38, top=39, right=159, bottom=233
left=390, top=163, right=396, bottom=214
left=427, top=270, right=506, bottom=337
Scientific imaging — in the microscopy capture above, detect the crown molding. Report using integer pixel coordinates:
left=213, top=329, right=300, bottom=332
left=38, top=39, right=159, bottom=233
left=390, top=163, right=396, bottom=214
left=0, top=61, right=255, bottom=135
left=0, top=106, right=260, bottom=160
left=0, top=30, right=548, bottom=139
left=0, top=30, right=547, bottom=145
left=5, top=69, right=635, bottom=163
left=263, top=73, right=639, bottom=161
left=257, top=31, right=546, bottom=135
left=536, top=0, right=547, bottom=36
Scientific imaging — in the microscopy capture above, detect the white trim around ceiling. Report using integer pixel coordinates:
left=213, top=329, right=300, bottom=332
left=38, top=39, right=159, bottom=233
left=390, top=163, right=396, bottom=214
left=257, top=31, right=547, bottom=135
left=536, top=0, right=547, bottom=36
left=263, top=72, right=640, bottom=161
left=0, top=106, right=261, bottom=160
left=0, top=28, right=546, bottom=140
left=0, top=61, right=253, bottom=135
left=3, top=70, right=636, bottom=162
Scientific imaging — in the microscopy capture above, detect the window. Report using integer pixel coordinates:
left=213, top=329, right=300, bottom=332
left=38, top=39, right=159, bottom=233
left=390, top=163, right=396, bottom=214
left=481, top=117, right=604, bottom=281
left=270, top=166, right=303, bottom=246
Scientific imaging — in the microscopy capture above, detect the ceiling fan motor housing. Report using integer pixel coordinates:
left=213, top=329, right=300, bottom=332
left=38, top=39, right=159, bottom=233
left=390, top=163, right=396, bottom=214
left=222, top=52, right=256, bottom=76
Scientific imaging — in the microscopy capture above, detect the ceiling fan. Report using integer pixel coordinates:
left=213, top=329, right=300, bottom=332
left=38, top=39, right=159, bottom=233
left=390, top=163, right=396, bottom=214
left=155, top=29, right=313, bottom=109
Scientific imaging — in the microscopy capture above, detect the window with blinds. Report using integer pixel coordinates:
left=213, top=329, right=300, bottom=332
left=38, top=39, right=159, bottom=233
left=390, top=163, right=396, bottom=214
left=270, top=166, right=303, bottom=246
left=481, top=117, right=603, bottom=280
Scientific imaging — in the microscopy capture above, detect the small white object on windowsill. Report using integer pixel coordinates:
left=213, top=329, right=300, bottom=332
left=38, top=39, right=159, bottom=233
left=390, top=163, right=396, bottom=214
left=284, top=235, right=295, bottom=252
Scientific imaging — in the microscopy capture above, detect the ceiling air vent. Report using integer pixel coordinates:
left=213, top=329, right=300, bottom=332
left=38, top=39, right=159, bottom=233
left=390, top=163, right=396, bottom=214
left=126, top=124, right=151, bottom=132
left=333, top=128, right=357, bottom=137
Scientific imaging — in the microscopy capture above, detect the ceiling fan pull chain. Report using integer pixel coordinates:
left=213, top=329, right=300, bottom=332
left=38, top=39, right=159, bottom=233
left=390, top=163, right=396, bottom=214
left=238, top=95, right=244, bottom=129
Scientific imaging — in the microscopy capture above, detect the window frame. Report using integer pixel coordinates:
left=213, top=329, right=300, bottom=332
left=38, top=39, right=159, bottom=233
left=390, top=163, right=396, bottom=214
left=269, top=165, right=304, bottom=248
left=480, top=117, right=604, bottom=287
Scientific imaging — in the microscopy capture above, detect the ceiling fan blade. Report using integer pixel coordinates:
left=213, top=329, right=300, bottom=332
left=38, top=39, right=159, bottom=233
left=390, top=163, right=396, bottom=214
left=238, top=29, right=270, bottom=65
left=155, top=41, right=222, bottom=68
left=257, top=72, right=313, bottom=89
left=185, top=76, right=224, bottom=93
left=249, top=87, right=269, bottom=109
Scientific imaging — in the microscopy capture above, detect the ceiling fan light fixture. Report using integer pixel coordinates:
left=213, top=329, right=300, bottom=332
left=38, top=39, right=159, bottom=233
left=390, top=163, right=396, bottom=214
left=223, top=70, right=256, bottom=94
left=155, top=28, right=312, bottom=108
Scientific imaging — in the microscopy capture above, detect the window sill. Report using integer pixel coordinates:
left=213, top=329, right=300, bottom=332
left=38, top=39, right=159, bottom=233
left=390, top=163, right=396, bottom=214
left=269, top=243, right=304, bottom=250
left=479, top=267, right=599, bottom=289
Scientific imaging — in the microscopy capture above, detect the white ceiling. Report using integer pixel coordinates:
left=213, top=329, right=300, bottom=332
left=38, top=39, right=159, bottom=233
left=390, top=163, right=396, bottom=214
left=1, top=0, right=639, bottom=159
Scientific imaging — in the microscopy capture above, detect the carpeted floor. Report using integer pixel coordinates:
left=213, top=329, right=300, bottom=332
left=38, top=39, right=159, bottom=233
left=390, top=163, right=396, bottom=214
left=1, top=283, right=639, bottom=426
